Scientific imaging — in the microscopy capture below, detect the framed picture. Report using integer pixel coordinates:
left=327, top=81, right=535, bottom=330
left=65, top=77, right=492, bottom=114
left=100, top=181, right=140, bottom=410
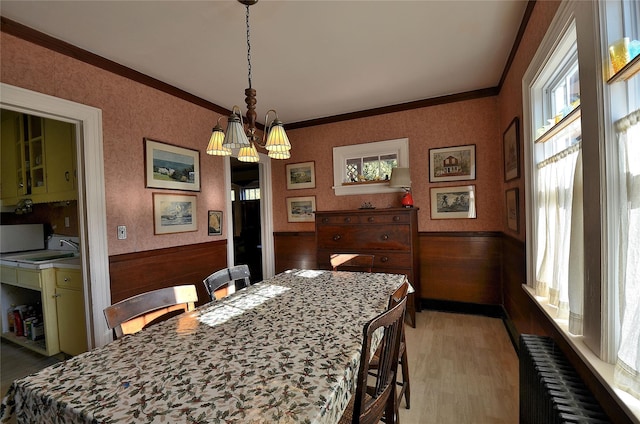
left=430, top=185, right=476, bottom=219
left=429, top=144, right=476, bottom=182
left=208, top=210, right=223, bottom=236
left=145, top=138, right=200, bottom=191
left=506, top=188, right=519, bottom=232
left=286, top=196, right=316, bottom=222
left=286, top=161, right=316, bottom=190
left=153, top=193, right=197, bottom=234
left=503, top=117, right=520, bottom=181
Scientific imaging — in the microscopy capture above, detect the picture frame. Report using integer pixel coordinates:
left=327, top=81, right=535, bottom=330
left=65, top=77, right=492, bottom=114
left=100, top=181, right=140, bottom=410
left=286, top=161, right=316, bottom=190
left=505, top=188, right=519, bottom=233
left=145, top=138, right=200, bottom=191
left=430, top=185, right=477, bottom=219
left=208, top=210, right=223, bottom=236
left=429, top=144, right=476, bottom=182
left=153, top=193, right=197, bottom=234
left=503, top=117, right=520, bottom=181
left=286, top=196, right=316, bottom=222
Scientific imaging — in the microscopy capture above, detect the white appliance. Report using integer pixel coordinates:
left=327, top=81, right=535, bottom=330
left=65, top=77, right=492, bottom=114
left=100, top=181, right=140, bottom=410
left=0, top=224, right=45, bottom=254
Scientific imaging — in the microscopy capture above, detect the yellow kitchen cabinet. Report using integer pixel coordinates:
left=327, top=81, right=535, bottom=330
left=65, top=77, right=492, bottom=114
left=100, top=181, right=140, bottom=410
left=0, top=266, right=60, bottom=356
left=0, top=110, right=20, bottom=205
left=55, top=269, right=87, bottom=356
left=42, top=118, right=76, bottom=201
left=0, top=112, right=76, bottom=205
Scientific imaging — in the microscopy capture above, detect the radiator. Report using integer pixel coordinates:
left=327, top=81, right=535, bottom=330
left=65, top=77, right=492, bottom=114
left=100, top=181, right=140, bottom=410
left=519, top=334, right=611, bottom=424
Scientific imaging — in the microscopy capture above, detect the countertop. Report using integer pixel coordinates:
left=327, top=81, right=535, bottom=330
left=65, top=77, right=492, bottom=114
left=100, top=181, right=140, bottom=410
left=0, top=251, right=81, bottom=270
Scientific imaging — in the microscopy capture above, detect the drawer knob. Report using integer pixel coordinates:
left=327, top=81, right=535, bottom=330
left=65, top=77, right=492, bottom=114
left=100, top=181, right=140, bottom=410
left=322, top=218, right=329, bottom=223
left=53, top=294, right=62, bottom=298
left=381, top=256, right=389, bottom=263
left=344, top=217, right=351, bottom=223
left=393, top=216, right=400, bottom=221
left=333, top=234, right=342, bottom=241
left=381, top=234, right=389, bottom=241
left=368, top=217, right=374, bottom=222
left=64, top=277, right=71, bottom=282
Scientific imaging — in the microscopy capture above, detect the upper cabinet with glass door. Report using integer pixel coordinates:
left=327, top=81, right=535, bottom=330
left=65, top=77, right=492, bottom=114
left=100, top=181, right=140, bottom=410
left=0, top=111, right=77, bottom=206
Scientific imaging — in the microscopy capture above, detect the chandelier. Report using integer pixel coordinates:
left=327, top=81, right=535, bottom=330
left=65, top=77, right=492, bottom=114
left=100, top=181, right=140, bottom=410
left=206, top=0, right=291, bottom=162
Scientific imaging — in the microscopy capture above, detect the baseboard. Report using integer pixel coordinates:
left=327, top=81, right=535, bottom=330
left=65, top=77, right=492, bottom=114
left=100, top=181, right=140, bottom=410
left=420, top=298, right=505, bottom=318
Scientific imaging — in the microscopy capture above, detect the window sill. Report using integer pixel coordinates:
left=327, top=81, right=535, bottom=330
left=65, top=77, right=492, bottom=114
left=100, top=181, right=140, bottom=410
left=522, top=284, right=640, bottom=422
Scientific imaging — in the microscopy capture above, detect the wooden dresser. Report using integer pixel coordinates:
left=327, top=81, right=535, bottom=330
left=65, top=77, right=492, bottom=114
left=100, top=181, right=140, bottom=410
left=315, top=208, right=420, bottom=326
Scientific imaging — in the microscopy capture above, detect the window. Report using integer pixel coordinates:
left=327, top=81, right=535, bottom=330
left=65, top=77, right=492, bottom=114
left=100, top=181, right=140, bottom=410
left=242, top=188, right=260, bottom=200
left=332, top=138, right=408, bottom=196
left=529, top=21, right=584, bottom=333
left=524, top=0, right=640, bottom=413
left=603, top=0, right=640, bottom=403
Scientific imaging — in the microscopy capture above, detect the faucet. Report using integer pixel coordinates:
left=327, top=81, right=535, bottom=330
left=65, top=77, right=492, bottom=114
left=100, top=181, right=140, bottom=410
left=60, top=239, right=80, bottom=251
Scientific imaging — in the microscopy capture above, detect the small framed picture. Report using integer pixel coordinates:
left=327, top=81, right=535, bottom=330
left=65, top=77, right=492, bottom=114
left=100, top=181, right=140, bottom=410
left=145, top=138, right=200, bottom=191
left=430, top=185, right=476, bottom=219
left=429, top=144, right=476, bottom=182
left=153, top=193, right=197, bottom=234
left=208, top=210, right=223, bottom=236
left=286, top=161, right=316, bottom=190
left=503, top=118, right=520, bottom=181
left=506, top=188, right=519, bottom=233
left=286, top=196, right=316, bottom=222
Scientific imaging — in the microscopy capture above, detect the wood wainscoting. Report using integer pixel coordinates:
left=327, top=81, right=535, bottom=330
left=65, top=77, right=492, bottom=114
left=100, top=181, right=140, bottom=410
left=274, top=232, right=317, bottom=273
left=419, top=232, right=503, bottom=305
left=108, top=240, right=227, bottom=306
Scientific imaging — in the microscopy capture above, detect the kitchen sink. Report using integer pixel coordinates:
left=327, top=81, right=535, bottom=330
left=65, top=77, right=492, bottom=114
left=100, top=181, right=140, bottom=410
left=21, top=252, right=77, bottom=262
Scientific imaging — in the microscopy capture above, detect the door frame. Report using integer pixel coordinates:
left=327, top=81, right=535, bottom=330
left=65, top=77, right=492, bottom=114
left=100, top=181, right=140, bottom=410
left=223, top=153, right=275, bottom=279
left=1, top=83, right=112, bottom=348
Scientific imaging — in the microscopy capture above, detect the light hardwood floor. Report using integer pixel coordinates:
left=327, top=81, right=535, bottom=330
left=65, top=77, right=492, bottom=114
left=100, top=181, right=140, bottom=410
left=1, top=311, right=518, bottom=423
left=398, top=310, right=519, bottom=424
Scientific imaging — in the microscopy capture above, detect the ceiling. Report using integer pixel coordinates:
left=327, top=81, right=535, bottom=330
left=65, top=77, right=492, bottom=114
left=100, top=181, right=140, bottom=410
left=0, top=0, right=528, bottom=126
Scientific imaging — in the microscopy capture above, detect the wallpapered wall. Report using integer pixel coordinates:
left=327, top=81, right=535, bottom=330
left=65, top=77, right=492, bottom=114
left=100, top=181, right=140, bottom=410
left=0, top=32, right=227, bottom=256
left=1, top=0, right=546, bottom=255
left=271, top=96, right=504, bottom=234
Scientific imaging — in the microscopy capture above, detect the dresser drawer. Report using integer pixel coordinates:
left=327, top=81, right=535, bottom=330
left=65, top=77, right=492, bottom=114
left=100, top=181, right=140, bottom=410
left=316, top=212, right=410, bottom=225
left=371, top=252, right=412, bottom=270
left=317, top=225, right=410, bottom=250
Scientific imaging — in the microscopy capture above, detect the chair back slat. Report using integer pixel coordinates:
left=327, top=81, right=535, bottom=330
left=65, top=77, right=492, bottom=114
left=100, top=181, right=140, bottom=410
left=203, top=264, right=252, bottom=301
left=330, top=253, right=375, bottom=272
left=103, top=284, right=198, bottom=339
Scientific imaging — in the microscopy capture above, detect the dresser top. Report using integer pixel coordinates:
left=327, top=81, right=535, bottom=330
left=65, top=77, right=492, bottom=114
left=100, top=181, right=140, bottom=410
left=315, top=207, right=418, bottom=215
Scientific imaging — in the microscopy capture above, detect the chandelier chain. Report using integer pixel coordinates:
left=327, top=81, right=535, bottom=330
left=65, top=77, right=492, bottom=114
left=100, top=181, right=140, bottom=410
left=246, top=4, right=252, bottom=89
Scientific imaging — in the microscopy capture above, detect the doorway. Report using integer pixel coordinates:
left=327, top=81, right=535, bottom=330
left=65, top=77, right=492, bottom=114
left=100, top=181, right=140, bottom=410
left=230, top=157, right=262, bottom=283
left=1, top=83, right=112, bottom=349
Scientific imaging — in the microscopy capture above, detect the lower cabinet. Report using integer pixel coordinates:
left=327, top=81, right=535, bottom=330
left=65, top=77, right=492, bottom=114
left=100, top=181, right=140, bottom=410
left=55, top=269, right=87, bottom=356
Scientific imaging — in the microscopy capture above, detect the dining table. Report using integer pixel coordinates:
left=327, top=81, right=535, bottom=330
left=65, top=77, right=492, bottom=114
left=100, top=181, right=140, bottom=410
left=1, top=269, right=408, bottom=424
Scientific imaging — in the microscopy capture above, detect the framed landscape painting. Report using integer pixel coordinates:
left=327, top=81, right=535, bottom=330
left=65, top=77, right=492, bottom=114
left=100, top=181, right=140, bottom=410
left=208, top=210, right=223, bottom=236
left=506, top=188, right=519, bottom=232
left=286, top=196, right=316, bottom=222
left=503, top=118, right=520, bottom=181
left=145, top=138, right=200, bottom=191
left=286, top=161, right=316, bottom=190
left=429, top=144, right=476, bottom=182
left=430, top=185, right=476, bottom=219
left=153, top=193, right=197, bottom=234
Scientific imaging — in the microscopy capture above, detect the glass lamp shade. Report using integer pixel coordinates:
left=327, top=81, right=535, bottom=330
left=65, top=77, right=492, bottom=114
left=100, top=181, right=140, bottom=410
left=223, top=113, right=250, bottom=149
left=264, top=120, right=291, bottom=152
left=238, top=143, right=260, bottom=163
left=389, top=167, right=411, bottom=188
left=268, top=149, right=291, bottom=160
left=206, top=126, right=231, bottom=156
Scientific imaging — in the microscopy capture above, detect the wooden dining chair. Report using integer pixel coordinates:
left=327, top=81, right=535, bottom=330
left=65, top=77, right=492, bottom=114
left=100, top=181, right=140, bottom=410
left=330, top=253, right=375, bottom=272
left=202, top=264, right=252, bottom=301
left=103, top=284, right=198, bottom=339
left=339, top=295, right=407, bottom=424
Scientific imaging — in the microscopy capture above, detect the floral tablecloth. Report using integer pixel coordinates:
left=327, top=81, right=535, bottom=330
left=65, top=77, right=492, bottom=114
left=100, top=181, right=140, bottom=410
left=1, top=269, right=406, bottom=424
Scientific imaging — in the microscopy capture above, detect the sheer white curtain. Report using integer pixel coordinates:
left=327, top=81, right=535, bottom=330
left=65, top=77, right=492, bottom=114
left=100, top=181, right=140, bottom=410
left=534, top=142, right=583, bottom=331
left=614, top=109, right=640, bottom=400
